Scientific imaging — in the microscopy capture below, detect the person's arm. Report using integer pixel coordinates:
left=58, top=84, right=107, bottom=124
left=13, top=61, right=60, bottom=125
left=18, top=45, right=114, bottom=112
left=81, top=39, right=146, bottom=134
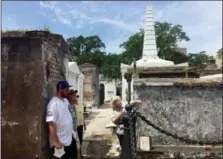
left=48, top=122, right=63, bottom=149
left=130, top=100, right=142, bottom=105
left=83, top=120, right=86, bottom=131
left=112, top=111, right=125, bottom=124
left=82, top=105, right=86, bottom=131
left=46, top=102, right=62, bottom=149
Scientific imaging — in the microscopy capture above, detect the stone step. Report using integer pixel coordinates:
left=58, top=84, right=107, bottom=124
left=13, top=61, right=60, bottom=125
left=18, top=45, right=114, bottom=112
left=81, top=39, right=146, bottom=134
left=83, top=157, right=120, bottom=159
left=82, top=152, right=222, bottom=159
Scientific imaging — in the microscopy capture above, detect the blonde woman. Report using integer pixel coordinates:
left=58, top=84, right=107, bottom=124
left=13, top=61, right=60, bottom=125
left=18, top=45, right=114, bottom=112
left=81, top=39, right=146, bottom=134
left=111, top=96, right=141, bottom=155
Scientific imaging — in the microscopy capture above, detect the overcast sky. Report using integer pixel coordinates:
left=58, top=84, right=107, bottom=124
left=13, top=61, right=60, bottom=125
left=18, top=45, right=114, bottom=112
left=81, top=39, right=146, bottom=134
left=2, top=1, right=222, bottom=56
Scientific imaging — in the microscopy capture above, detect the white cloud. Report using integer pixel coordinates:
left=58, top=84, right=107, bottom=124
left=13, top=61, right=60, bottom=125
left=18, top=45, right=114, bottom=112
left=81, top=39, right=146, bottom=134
left=39, top=1, right=72, bottom=26
left=39, top=1, right=141, bottom=32
left=97, top=18, right=138, bottom=32
left=7, top=17, right=12, bottom=21
left=81, top=1, right=93, bottom=4
left=38, top=1, right=222, bottom=54
left=39, top=1, right=58, bottom=9
left=151, top=1, right=222, bottom=55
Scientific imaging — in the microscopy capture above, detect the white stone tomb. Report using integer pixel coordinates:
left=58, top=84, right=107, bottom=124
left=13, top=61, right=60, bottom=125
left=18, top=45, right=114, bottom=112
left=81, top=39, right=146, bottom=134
left=121, top=7, right=176, bottom=103
left=67, top=62, right=84, bottom=105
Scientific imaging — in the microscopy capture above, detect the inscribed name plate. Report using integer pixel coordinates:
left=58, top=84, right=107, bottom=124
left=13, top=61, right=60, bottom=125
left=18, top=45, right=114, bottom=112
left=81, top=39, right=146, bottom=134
left=139, top=136, right=151, bottom=151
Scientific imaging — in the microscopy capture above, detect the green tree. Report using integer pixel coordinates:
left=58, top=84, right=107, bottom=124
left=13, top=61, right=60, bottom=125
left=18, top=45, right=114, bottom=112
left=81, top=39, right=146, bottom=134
left=217, top=48, right=222, bottom=58
left=119, top=22, right=190, bottom=64
left=67, top=35, right=106, bottom=65
left=67, top=35, right=105, bottom=57
left=167, top=51, right=189, bottom=64
left=84, top=36, right=106, bottom=53
left=67, top=35, right=121, bottom=79
left=188, top=51, right=209, bottom=68
left=155, top=22, right=190, bottom=60
left=77, top=51, right=106, bottom=68
left=101, top=53, right=122, bottom=79
left=119, top=29, right=144, bottom=64
left=67, top=36, right=85, bottom=57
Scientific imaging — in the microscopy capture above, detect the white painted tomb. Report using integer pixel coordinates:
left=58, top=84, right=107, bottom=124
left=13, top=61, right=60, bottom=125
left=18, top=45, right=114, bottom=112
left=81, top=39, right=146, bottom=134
left=100, top=76, right=117, bottom=102
left=121, top=7, right=177, bottom=103
left=67, top=62, right=84, bottom=105
left=120, top=63, right=133, bottom=104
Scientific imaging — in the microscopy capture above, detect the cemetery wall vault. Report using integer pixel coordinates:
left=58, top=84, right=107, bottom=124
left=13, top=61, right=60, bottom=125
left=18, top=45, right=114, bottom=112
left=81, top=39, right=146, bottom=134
left=135, top=80, right=222, bottom=146
left=79, top=63, right=100, bottom=107
left=1, top=31, right=71, bottom=158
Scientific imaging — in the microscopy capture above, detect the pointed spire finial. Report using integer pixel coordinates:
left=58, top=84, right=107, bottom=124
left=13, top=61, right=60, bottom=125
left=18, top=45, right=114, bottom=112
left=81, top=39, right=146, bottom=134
left=142, top=6, right=157, bottom=58
left=146, top=6, right=152, bottom=11
left=132, top=6, right=174, bottom=67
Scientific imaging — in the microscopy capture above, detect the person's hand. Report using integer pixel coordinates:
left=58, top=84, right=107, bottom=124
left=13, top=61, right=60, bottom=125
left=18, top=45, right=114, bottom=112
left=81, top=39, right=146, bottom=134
left=55, top=141, right=63, bottom=149
left=135, top=100, right=142, bottom=104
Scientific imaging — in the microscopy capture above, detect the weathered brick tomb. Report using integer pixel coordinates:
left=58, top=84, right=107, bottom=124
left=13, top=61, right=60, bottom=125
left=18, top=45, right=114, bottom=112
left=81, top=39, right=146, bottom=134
left=1, top=31, right=70, bottom=158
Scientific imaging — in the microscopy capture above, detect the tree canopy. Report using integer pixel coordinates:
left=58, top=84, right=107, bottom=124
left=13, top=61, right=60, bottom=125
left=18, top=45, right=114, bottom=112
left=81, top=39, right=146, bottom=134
left=67, top=35, right=120, bottom=79
left=119, top=29, right=144, bottom=64
left=101, top=53, right=121, bottom=79
left=188, top=51, right=210, bottom=68
left=217, top=48, right=222, bottom=58
left=155, top=22, right=190, bottom=60
left=119, top=22, right=190, bottom=65
left=67, top=35, right=106, bottom=66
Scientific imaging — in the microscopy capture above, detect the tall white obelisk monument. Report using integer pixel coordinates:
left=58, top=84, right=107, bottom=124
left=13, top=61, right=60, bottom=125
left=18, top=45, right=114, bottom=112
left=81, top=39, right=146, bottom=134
left=121, top=7, right=175, bottom=104
left=135, top=7, right=174, bottom=67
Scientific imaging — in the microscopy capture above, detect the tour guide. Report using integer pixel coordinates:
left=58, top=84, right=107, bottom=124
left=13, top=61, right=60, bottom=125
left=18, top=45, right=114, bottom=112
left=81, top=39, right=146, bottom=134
left=46, top=80, right=77, bottom=158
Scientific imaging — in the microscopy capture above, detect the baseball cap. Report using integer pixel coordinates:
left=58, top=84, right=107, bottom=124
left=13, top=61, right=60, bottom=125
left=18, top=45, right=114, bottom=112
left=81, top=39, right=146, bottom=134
left=56, top=80, right=72, bottom=90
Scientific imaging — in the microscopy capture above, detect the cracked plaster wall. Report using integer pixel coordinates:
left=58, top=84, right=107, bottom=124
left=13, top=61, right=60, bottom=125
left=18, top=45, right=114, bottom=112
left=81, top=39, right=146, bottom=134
left=135, top=85, right=222, bottom=145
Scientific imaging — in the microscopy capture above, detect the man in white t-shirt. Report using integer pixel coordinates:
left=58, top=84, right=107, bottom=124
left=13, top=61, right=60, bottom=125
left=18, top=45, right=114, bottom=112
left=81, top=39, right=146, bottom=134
left=46, top=80, right=77, bottom=159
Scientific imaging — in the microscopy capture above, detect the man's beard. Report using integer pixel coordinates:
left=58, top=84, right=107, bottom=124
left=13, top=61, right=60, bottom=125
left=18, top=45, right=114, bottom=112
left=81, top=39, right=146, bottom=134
left=61, top=92, right=67, bottom=98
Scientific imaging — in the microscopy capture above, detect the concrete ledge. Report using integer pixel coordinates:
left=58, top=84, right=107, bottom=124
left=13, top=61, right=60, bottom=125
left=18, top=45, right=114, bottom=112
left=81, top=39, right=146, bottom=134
left=140, top=145, right=223, bottom=153
left=134, top=78, right=222, bottom=87
left=2, top=30, right=70, bottom=54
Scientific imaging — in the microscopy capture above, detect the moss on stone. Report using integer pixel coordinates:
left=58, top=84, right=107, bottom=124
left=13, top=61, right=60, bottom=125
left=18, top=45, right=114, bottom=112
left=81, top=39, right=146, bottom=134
left=174, top=80, right=222, bottom=88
